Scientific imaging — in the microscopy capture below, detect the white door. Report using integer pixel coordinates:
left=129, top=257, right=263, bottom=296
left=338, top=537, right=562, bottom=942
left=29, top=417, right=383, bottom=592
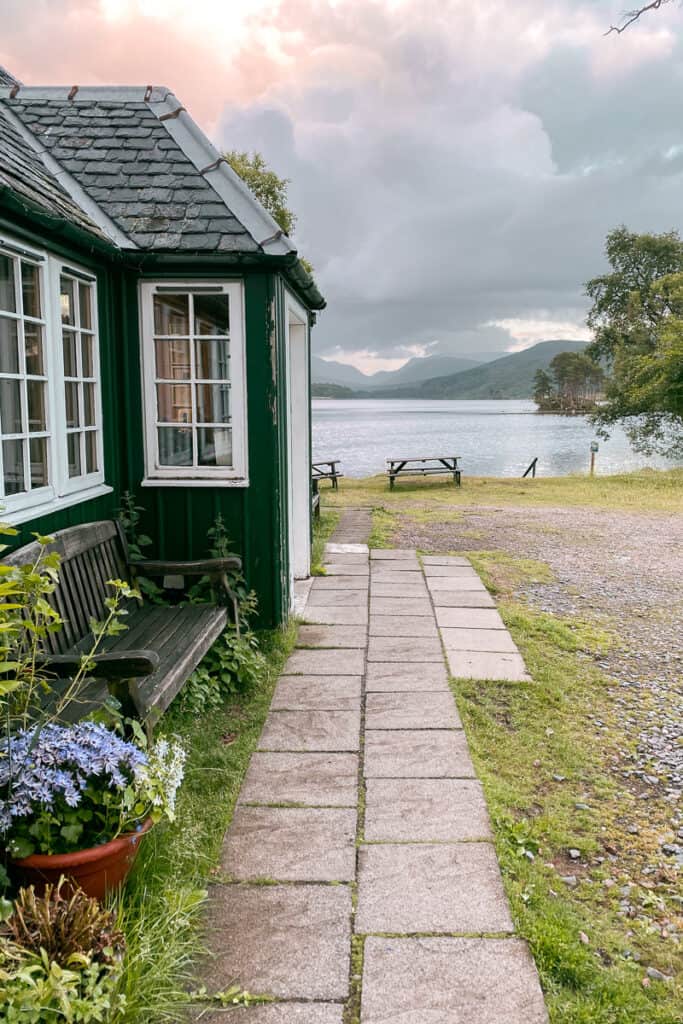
left=285, top=294, right=311, bottom=592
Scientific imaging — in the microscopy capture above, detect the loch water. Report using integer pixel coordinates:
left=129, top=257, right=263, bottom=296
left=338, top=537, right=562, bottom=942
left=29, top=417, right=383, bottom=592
left=312, top=399, right=681, bottom=478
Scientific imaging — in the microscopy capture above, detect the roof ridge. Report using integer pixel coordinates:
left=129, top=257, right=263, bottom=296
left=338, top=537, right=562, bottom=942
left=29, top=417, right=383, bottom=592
left=0, top=99, right=132, bottom=249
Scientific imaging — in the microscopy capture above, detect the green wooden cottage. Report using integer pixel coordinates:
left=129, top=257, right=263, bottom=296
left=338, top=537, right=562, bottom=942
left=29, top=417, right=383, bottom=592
left=0, top=67, right=324, bottom=626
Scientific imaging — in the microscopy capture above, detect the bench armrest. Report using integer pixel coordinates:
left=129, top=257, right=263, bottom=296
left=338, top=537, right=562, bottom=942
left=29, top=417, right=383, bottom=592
left=134, top=557, right=242, bottom=576
left=39, top=651, right=160, bottom=681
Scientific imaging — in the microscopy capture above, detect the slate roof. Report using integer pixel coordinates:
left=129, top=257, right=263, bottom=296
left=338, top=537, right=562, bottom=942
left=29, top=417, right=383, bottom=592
left=0, top=105, right=106, bottom=240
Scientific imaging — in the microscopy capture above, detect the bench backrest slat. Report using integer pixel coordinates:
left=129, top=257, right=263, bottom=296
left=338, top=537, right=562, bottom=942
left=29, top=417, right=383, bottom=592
left=3, top=521, right=130, bottom=654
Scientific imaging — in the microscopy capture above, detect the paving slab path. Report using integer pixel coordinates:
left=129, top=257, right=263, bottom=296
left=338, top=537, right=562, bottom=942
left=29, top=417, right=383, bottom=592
left=196, top=535, right=546, bottom=1022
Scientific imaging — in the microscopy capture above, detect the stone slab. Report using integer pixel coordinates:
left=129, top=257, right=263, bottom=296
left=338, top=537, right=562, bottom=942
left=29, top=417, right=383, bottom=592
left=326, top=542, right=368, bottom=554
left=303, top=606, right=368, bottom=625
left=201, top=884, right=350, bottom=1000
left=283, top=649, right=365, bottom=675
left=441, top=627, right=518, bottom=653
left=446, top=650, right=531, bottom=682
left=356, top=843, right=514, bottom=933
left=430, top=589, right=496, bottom=608
left=367, top=636, right=443, bottom=663
left=370, top=570, right=424, bottom=583
left=370, top=582, right=429, bottom=598
left=272, top=676, right=362, bottom=711
left=239, top=752, right=359, bottom=806
left=427, top=576, right=487, bottom=591
left=297, top=625, right=368, bottom=648
left=364, top=729, right=475, bottom=777
left=369, top=616, right=438, bottom=638
left=364, top=778, right=491, bottom=841
left=370, top=598, right=433, bottom=617
left=192, top=1005, right=343, bottom=1024
left=221, top=807, right=356, bottom=881
left=435, top=607, right=505, bottom=629
left=365, top=663, right=449, bottom=691
left=259, top=710, right=361, bottom=751
left=421, top=555, right=471, bottom=566
left=366, top=692, right=461, bottom=729
left=370, top=549, right=417, bottom=559
left=423, top=564, right=479, bottom=577
left=361, top=936, right=548, bottom=1023
left=306, top=590, right=368, bottom=607
left=323, top=563, right=370, bottom=576
left=310, top=576, right=369, bottom=592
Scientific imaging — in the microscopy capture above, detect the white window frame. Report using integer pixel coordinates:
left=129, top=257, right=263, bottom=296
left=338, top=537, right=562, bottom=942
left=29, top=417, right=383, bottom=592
left=0, top=234, right=109, bottom=524
left=139, top=280, right=249, bottom=487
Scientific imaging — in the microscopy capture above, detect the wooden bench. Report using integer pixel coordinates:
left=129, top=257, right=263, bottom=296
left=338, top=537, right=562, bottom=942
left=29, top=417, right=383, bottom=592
left=386, top=455, right=462, bottom=490
left=311, top=479, right=321, bottom=519
left=312, top=459, right=344, bottom=490
left=3, top=520, right=241, bottom=731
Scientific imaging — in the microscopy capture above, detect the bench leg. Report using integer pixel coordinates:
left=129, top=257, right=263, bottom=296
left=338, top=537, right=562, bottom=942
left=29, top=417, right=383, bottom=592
left=389, top=475, right=395, bottom=491
left=455, top=471, right=461, bottom=487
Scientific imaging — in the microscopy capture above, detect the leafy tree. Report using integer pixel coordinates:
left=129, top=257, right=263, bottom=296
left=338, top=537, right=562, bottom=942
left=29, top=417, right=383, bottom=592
left=585, top=227, right=683, bottom=456
left=224, top=150, right=296, bottom=237
left=533, top=369, right=554, bottom=404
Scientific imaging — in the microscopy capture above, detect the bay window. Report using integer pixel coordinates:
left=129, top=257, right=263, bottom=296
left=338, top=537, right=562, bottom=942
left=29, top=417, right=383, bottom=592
left=139, top=282, right=248, bottom=485
left=0, top=237, right=105, bottom=521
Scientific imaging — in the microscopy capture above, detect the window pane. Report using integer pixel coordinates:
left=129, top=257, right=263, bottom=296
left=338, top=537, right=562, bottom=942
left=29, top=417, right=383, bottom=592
left=196, top=383, right=230, bottom=424
left=21, top=263, right=41, bottom=318
left=67, top=432, right=81, bottom=477
left=2, top=438, right=24, bottom=493
left=153, top=294, right=189, bottom=335
left=155, top=339, right=190, bottom=380
left=29, top=436, right=48, bottom=488
left=24, top=323, right=44, bottom=376
left=195, top=338, right=230, bottom=380
left=158, top=426, right=192, bottom=466
left=85, top=431, right=98, bottom=474
left=27, top=381, right=46, bottom=432
left=81, top=335, right=93, bottom=377
left=63, top=331, right=77, bottom=377
left=83, top=383, right=96, bottom=427
left=194, top=293, right=229, bottom=336
left=198, top=427, right=232, bottom=467
left=156, top=382, right=191, bottom=423
left=0, top=378, right=22, bottom=433
left=65, top=382, right=80, bottom=428
left=0, top=254, right=16, bottom=313
left=0, top=316, right=19, bottom=374
left=79, top=282, right=92, bottom=330
left=60, top=277, right=75, bottom=325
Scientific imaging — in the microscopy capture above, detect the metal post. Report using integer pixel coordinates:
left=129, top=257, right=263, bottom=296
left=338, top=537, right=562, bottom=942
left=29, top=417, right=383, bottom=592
left=590, top=441, right=599, bottom=476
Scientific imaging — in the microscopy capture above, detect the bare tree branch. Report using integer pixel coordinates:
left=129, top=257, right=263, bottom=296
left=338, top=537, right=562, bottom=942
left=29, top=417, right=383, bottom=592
left=605, top=0, right=675, bottom=35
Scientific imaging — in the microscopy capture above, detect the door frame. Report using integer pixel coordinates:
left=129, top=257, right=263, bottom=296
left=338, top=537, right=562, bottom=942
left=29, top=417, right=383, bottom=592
left=284, top=290, right=311, bottom=596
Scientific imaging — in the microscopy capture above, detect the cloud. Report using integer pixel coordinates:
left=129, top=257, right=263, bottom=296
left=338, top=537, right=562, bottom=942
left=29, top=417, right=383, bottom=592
left=3, top=0, right=683, bottom=368
left=489, top=317, right=592, bottom=352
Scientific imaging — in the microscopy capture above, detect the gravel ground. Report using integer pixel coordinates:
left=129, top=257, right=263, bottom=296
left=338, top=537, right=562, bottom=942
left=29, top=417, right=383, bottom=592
left=394, top=505, right=683, bottom=859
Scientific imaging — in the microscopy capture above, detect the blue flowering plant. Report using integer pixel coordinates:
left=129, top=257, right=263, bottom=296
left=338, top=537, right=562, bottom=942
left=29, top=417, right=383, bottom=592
left=0, top=722, right=185, bottom=859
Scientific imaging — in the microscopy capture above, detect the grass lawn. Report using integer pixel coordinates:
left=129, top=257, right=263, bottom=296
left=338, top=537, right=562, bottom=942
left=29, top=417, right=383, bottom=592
left=320, top=467, right=683, bottom=514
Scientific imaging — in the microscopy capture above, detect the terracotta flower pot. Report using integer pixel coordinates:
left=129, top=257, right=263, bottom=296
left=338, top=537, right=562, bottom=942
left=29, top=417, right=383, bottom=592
left=11, top=818, right=153, bottom=901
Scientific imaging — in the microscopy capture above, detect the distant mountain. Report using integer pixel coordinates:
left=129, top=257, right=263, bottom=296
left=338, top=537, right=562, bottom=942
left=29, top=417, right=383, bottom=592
left=311, top=356, right=372, bottom=389
left=312, top=353, right=481, bottom=390
left=311, top=382, right=356, bottom=398
left=366, top=340, right=591, bottom=400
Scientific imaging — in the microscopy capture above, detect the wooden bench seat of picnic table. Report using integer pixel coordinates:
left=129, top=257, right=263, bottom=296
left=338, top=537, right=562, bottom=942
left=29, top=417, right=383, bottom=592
left=3, top=521, right=239, bottom=731
left=386, top=456, right=462, bottom=489
left=312, top=460, right=344, bottom=490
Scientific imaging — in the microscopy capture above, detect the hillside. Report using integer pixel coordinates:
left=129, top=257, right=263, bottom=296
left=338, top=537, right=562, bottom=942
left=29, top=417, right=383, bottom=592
left=363, top=340, right=591, bottom=399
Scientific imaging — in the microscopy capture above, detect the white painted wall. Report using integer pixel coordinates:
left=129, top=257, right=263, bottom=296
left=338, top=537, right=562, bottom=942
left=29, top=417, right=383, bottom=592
left=285, top=294, right=311, bottom=590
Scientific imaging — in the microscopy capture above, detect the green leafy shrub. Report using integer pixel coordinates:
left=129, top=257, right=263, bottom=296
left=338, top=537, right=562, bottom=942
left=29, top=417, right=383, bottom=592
left=0, top=882, right=126, bottom=1022
left=178, top=620, right=266, bottom=716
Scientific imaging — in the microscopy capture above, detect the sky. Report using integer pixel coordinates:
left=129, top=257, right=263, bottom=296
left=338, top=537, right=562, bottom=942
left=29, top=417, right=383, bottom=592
left=3, top=0, right=683, bottom=372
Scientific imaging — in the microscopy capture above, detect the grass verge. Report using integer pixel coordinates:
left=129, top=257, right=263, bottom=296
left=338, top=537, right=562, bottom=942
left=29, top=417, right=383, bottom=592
left=323, top=468, right=683, bottom=514
left=452, top=554, right=682, bottom=1023
left=112, top=622, right=297, bottom=1022
left=311, top=508, right=340, bottom=574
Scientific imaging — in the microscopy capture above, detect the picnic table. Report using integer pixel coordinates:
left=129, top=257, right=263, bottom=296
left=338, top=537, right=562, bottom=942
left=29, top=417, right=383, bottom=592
left=312, top=459, right=344, bottom=490
left=386, top=455, right=461, bottom=490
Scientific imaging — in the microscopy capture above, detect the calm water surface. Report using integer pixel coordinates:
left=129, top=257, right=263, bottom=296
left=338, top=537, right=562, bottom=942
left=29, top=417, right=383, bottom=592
left=312, top=399, right=681, bottom=478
